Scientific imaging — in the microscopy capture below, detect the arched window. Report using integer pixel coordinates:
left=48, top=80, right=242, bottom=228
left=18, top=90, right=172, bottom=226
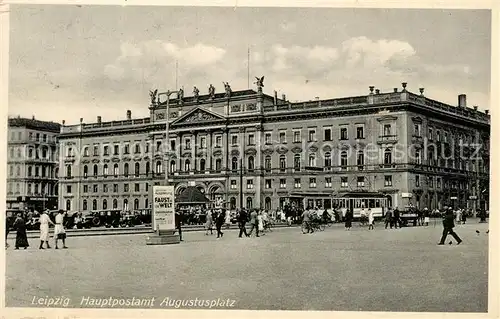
left=215, top=158, right=222, bottom=171
left=145, top=198, right=149, bottom=209
left=294, top=154, right=301, bottom=170
left=384, top=148, right=392, bottom=165
left=324, top=152, right=332, bottom=167
left=83, top=165, right=88, bottom=178
left=123, top=163, right=129, bottom=177
left=93, top=164, right=98, bottom=177
left=340, top=151, right=348, bottom=167
left=83, top=147, right=89, bottom=156
left=185, top=159, right=191, bottom=171
left=92, top=199, right=97, bottom=210
left=200, top=159, right=206, bottom=172
left=248, top=156, right=254, bottom=171
left=230, top=197, right=236, bottom=209
left=146, top=162, right=150, bottom=175
left=66, top=165, right=72, bottom=178
left=102, top=199, right=107, bottom=210
left=113, top=163, right=119, bottom=177
left=66, top=199, right=71, bottom=211
left=113, top=199, right=118, bottom=209
left=265, top=197, right=272, bottom=210
left=103, top=164, right=108, bottom=177
left=134, top=198, right=139, bottom=210
left=135, top=163, right=140, bottom=177
left=308, top=153, right=316, bottom=167
left=265, top=156, right=272, bottom=171
left=246, top=197, right=253, bottom=209
left=155, top=161, right=162, bottom=174
left=357, top=151, right=364, bottom=167
left=82, top=199, right=87, bottom=211
left=123, top=199, right=129, bottom=211
left=232, top=157, right=238, bottom=171
left=280, top=155, right=286, bottom=171
left=170, top=160, right=176, bottom=173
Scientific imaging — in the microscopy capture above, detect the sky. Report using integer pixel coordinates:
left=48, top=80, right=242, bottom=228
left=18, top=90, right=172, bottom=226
left=8, top=5, right=492, bottom=125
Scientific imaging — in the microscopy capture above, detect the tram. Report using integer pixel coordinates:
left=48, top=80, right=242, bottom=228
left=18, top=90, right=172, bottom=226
left=333, top=191, right=388, bottom=219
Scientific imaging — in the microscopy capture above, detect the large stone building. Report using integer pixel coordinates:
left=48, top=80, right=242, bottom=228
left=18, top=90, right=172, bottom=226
left=6, top=117, right=61, bottom=211
left=57, top=81, right=490, bottom=213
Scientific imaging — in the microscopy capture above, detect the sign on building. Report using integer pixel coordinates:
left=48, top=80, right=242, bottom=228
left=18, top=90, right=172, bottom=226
left=152, top=186, right=175, bottom=232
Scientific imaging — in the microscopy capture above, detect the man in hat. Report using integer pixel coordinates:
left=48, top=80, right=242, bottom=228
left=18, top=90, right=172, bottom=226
left=54, top=210, right=68, bottom=249
left=39, top=209, right=54, bottom=249
left=438, top=207, right=462, bottom=245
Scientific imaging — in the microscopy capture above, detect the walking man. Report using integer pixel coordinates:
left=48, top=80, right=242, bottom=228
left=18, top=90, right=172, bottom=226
left=215, top=209, right=225, bottom=239
left=248, top=210, right=259, bottom=237
left=238, top=209, right=249, bottom=238
left=438, top=208, right=462, bottom=245
left=39, top=209, right=54, bottom=249
left=54, top=210, right=68, bottom=249
left=175, top=211, right=183, bottom=242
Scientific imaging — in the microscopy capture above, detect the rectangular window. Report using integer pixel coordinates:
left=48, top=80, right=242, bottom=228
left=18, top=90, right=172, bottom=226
left=309, top=178, right=317, bottom=188
left=280, top=179, right=286, bottom=188
left=357, top=176, right=365, bottom=187
left=294, top=178, right=301, bottom=188
left=415, top=175, right=420, bottom=187
left=248, top=134, right=255, bottom=145
left=103, top=146, right=109, bottom=156
left=146, top=183, right=149, bottom=192
left=356, top=126, right=364, bottom=139
left=341, top=177, right=348, bottom=188
left=428, top=176, right=433, bottom=188
left=145, top=143, right=150, bottom=153
left=383, top=124, right=391, bottom=136
left=135, top=144, right=141, bottom=154
left=135, top=183, right=140, bottom=192
left=200, top=137, right=207, bottom=149
left=113, top=184, right=118, bottom=192
left=293, top=130, right=301, bottom=143
left=170, top=140, right=176, bottom=151
left=325, top=177, right=332, bottom=188
left=103, top=184, right=108, bottom=193
left=185, top=138, right=191, bottom=150
left=265, top=179, right=272, bottom=189
left=215, top=136, right=222, bottom=147
left=436, top=130, right=441, bottom=142
left=340, top=127, right=348, bottom=140
left=93, top=184, right=98, bottom=193
left=308, top=129, right=316, bottom=142
left=124, top=184, right=129, bottom=192
left=231, top=135, right=238, bottom=145
left=384, top=175, right=392, bottom=187
left=414, top=124, right=421, bottom=136
left=114, top=145, right=120, bottom=155
left=123, top=144, right=130, bottom=154
left=324, top=128, right=332, bottom=141
left=428, top=128, right=433, bottom=141
left=66, top=185, right=72, bottom=194
left=83, top=185, right=88, bottom=193
left=265, top=133, right=272, bottom=145
left=231, top=180, right=237, bottom=189
left=437, top=177, right=442, bottom=188
left=246, top=179, right=254, bottom=189
left=279, top=131, right=286, bottom=143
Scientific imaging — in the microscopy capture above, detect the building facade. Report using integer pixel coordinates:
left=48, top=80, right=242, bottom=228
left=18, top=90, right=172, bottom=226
left=57, top=82, right=490, bottom=213
left=7, top=117, right=61, bottom=211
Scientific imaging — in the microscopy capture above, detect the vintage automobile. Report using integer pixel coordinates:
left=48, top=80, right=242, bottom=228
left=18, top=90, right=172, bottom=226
left=119, top=211, right=144, bottom=228
left=399, top=206, right=419, bottom=227
left=5, top=209, right=22, bottom=231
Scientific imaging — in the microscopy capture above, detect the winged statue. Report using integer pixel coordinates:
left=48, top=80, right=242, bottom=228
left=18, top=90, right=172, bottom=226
left=254, top=76, right=265, bottom=88
left=149, top=89, right=158, bottom=104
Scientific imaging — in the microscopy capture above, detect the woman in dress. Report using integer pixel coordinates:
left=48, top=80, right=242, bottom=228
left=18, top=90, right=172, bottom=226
left=368, top=208, right=374, bottom=230
left=257, top=211, right=264, bottom=235
left=205, top=210, right=213, bottom=235
left=224, top=209, right=231, bottom=229
left=13, top=213, right=29, bottom=249
left=54, top=210, right=68, bottom=249
left=39, top=209, right=54, bottom=249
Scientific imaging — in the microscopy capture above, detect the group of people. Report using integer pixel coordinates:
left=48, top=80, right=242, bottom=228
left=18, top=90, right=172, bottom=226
left=200, top=209, right=272, bottom=239
left=6, top=209, right=68, bottom=250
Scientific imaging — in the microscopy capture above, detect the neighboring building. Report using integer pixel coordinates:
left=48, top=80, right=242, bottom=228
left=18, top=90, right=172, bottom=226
left=57, top=81, right=490, bottom=213
left=7, top=116, right=61, bottom=211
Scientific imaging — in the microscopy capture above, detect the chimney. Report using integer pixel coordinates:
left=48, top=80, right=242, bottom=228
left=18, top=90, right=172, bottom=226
left=473, top=106, right=478, bottom=111
left=97, top=116, right=102, bottom=124
left=126, top=110, right=132, bottom=120
left=375, top=89, right=380, bottom=95
left=274, top=91, right=278, bottom=105
left=485, top=110, right=489, bottom=115
left=393, top=88, right=398, bottom=93
left=282, top=94, right=286, bottom=101
left=369, top=86, right=375, bottom=94
left=458, top=94, right=467, bottom=108
left=32, top=115, right=35, bottom=120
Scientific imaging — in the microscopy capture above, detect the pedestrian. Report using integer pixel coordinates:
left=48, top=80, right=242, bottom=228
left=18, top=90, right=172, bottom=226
left=456, top=208, right=462, bottom=225
left=13, top=213, right=29, bottom=250
left=423, top=208, right=430, bottom=226
left=393, top=207, right=400, bottom=229
left=54, top=210, right=68, bottom=249
left=248, top=210, right=259, bottom=237
left=257, top=211, right=265, bottom=235
left=301, top=208, right=313, bottom=233
left=175, top=211, right=183, bottom=242
left=461, top=209, right=468, bottom=224
left=438, top=208, right=462, bottom=245
left=205, top=210, right=213, bottom=235
left=384, top=208, right=393, bottom=229
left=368, top=208, right=374, bottom=230
left=238, top=209, right=249, bottom=238
left=39, top=209, right=54, bottom=249
left=215, top=209, right=225, bottom=238
left=224, top=209, right=231, bottom=229
left=345, top=207, right=353, bottom=230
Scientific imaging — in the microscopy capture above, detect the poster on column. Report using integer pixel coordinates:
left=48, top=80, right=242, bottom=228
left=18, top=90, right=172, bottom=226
left=152, top=185, right=175, bottom=232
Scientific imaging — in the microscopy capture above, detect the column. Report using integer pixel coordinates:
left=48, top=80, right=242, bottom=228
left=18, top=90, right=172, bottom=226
left=207, top=130, right=213, bottom=171
left=192, top=131, right=197, bottom=173
left=255, top=124, right=263, bottom=209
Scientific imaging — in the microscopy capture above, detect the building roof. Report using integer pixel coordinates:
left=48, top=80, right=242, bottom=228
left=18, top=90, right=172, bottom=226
left=159, top=89, right=259, bottom=106
left=8, top=117, right=61, bottom=133
left=176, top=186, right=210, bottom=204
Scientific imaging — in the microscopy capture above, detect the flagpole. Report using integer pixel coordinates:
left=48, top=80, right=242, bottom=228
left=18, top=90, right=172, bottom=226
left=247, top=47, right=250, bottom=88
left=175, top=61, right=178, bottom=90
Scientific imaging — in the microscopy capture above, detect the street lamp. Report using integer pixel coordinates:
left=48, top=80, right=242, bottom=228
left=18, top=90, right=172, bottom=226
left=158, top=90, right=179, bottom=185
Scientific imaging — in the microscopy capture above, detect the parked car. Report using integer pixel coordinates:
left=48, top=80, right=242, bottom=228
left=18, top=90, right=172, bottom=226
left=400, top=206, right=418, bottom=227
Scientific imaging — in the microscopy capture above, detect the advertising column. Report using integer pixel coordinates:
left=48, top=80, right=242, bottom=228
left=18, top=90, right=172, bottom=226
left=152, top=185, right=175, bottom=235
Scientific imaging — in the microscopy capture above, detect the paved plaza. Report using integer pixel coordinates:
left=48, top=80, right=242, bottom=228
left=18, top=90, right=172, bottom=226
left=5, top=220, right=488, bottom=312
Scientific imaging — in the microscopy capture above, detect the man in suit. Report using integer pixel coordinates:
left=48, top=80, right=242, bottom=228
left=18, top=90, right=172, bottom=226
left=238, top=209, right=249, bottom=238
left=215, top=209, right=225, bottom=238
left=175, top=211, right=183, bottom=242
left=438, top=207, right=462, bottom=245
left=248, top=210, right=259, bottom=237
